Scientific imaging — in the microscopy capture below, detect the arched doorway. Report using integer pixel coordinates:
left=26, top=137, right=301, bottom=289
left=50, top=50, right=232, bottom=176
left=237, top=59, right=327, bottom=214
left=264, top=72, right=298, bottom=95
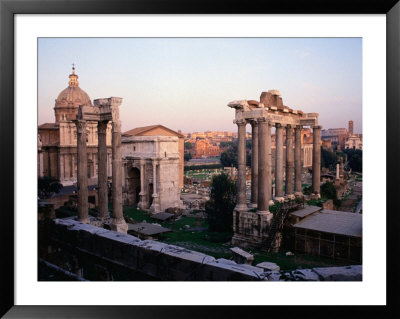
left=127, top=167, right=140, bottom=206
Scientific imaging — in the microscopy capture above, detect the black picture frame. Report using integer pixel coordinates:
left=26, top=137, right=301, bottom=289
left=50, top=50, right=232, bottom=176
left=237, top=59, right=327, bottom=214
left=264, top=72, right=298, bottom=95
left=1, top=0, right=399, bottom=318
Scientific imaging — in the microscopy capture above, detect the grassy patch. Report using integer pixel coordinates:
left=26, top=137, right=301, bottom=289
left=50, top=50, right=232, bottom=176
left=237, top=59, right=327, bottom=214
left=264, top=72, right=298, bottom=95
left=123, top=206, right=153, bottom=223
left=159, top=229, right=233, bottom=259
left=122, top=207, right=232, bottom=257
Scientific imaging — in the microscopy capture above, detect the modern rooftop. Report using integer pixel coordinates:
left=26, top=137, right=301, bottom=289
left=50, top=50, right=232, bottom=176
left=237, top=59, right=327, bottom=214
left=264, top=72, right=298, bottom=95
left=293, top=210, right=362, bottom=237
left=289, top=205, right=321, bottom=218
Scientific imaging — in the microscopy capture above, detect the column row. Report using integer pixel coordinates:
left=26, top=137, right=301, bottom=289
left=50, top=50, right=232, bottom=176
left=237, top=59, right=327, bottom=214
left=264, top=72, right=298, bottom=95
left=235, top=119, right=321, bottom=214
left=75, top=117, right=127, bottom=233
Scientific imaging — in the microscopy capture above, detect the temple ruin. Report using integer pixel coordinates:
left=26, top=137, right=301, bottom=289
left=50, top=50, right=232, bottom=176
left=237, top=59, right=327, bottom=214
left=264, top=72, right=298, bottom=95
left=228, top=90, right=321, bottom=248
left=75, top=97, right=128, bottom=234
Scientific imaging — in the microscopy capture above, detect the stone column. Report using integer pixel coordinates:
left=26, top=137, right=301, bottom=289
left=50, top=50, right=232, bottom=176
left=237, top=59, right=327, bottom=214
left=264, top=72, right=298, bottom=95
left=150, top=159, right=161, bottom=213
left=38, top=135, right=44, bottom=177
left=110, top=118, right=127, bottom=233
left=235, top=119, right=248, bottom=212
left=76, top=120, right=89, bottom=223
left=285, top=125, right=294, bottom=198
left=294, top=126, right=303, bottom=196
left=336, top=163, right=340, bottom=180
left=138, top=159, right=148, bottom=209
left=274, top=123, right=284, bottom=201
left=250, top=120, right=258, bottom=208
left=107, top=153, right=111, bottom=177
left=97, top=121, right=109, bottom=220
left=39, top=152, right=44, bottom=177
left=312, top=125, right=322, bottom=196
left=339, top=157, right=344, bottom=177
left=257, top=118, right=272, bottom=213
left=72, top=154, right=76, bottom=179
left=59, top=153, right=64, bottom=182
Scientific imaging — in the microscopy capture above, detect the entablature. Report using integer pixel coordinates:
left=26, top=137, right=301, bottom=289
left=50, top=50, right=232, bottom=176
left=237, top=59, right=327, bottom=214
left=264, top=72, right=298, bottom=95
left=230, top=100, right=319, bottom=127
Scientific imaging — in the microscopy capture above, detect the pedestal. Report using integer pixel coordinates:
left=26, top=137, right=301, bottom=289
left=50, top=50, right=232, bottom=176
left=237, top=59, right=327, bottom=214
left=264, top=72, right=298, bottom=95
left=150, top=194, right=161, bottom=213
left=138, top=192, right=148, bottom=210
left=110, top=219, right=128, bottom=234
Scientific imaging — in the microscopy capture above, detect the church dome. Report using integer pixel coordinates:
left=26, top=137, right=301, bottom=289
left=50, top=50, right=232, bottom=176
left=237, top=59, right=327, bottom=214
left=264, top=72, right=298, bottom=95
left=55, top=66, right=92, bottom=107
left=55, top=86, right=92, bottom=107
left=54, top=66, right=92, bottom=122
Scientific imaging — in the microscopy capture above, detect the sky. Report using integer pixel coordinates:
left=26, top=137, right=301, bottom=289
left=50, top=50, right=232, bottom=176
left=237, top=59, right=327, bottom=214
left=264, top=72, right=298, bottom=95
left=38, top=38, right=362, bottom=134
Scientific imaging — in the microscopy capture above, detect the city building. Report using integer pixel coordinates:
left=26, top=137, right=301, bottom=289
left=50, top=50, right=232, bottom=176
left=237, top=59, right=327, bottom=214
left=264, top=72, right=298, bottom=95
left=348, top=120, right=354, bottom=135
left=321, top=127, right=348, bottom=150
left=345, top=120, right=363, bottom=150
left=38, top=67, right=112, bottom=186
left=345, top=134, right=363, bottom=150
left=193, top=138, right=220, bottom=158
left=321, top=120, right=362, bottom=151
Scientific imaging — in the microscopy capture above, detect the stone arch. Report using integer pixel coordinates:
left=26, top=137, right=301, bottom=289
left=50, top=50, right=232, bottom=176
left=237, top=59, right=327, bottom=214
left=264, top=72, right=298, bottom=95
left=127, top=167, right=140, bottom=206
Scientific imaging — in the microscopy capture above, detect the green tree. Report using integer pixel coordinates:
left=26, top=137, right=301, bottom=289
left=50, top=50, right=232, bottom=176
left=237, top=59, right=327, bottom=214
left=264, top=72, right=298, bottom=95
left=220, top=140, right=252, bottom=167
left=246, top=140, right=252, bottom=149
left=220, top=141, right=235, bottom=149
left=220, top=144, right=238, bottom=167
left=321, top=147, right=338, bottom=169
left=184, top=152, right=192, bottom=161
left=343, top=149, right=362, bottom=172
left=303, top=185, right=312, bottom=195
left=246, top=152, right=251, bottom=167
left=38, top=177, right=63, bottom=199
left=184, top=141, right=193, bottom=150
left=321, top=181, right=341, bottom=207
left=205, top=173, right=236, bottom=232
left=321, top=181, right=337, bottom=200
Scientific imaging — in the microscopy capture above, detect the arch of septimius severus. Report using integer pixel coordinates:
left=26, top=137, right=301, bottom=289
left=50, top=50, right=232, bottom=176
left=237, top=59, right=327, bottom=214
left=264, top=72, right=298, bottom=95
left=228, top=90, right=321, bottom=248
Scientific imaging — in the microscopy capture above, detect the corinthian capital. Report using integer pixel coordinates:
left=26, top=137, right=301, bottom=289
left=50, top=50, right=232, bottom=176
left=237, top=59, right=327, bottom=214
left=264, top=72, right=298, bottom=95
left=234, top=119, right=247, bottom=126
left=97, top=121, right=108, bottom=134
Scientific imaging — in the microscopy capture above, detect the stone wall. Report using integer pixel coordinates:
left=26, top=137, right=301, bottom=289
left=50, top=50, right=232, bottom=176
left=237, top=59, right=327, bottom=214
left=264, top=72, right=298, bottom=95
left=45, top=218, right=362, bottom=281
left=158, top=159, right=182, bottom=211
